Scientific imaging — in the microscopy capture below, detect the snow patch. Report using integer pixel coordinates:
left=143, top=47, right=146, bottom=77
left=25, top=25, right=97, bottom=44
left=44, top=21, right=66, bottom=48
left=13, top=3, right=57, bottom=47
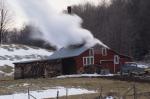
left=5, top=72, right=14, bottom=77
left=57, top=74, right=114, bottom=78
left=0, top=44, right=53, bottom=67
left=106, top=96, right=114, bottom=99
left=0, top=70, right=5, bottom=78
left=0, top=86, right=96, bottom=99
left=137, top=64, right=149, bottom=68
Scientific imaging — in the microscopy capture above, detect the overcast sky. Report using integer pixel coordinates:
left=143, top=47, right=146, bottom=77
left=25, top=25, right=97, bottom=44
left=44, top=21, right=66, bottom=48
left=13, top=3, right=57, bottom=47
left=7, top=0, right=105, bottom=29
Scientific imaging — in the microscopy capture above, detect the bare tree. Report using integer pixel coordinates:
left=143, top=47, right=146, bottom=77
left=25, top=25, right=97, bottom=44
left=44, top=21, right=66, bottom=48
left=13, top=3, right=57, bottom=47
left=72, top=0, right=135, bottom=57
left=0, top=0, right=11, bottom=45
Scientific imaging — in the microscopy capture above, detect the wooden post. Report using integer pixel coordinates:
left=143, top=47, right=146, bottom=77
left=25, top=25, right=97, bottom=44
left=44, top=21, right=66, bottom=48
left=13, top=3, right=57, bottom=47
left=99, top=86, right=103, bottom=99
left=66, top=88, right=68, bottom=99
left=57, top=91, right=59, bottom=99
left=114, top=64, right=116, bottom=73
left=133, top=84, right=137, bottom=99
left=28, top=87, right=30, bottom=99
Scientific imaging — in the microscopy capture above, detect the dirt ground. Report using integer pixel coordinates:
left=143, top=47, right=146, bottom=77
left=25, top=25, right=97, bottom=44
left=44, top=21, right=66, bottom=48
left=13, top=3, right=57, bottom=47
left=0, top=77, right=149, bottom=98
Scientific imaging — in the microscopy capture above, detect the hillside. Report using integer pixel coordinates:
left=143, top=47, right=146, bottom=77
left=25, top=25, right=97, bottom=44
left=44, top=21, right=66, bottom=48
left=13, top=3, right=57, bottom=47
left=0, top=44, right=53, bottom=77
left=0, top=44, right=53, bottom=67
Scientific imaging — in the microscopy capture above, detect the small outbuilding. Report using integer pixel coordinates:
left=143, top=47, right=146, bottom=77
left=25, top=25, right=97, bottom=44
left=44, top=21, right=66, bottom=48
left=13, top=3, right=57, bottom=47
left=14, top=59, right=62, bottom=79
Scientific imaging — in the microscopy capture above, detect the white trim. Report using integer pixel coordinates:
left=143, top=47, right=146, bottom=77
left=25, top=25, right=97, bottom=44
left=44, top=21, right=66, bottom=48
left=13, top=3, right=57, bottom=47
left=83, top=56, right=94, bottom=66
left=89, top=48, right=94, bottom=56
left=102, top=48, right=107, bottom=56
left=114, top=55, right=120, bottom=64
left=83, top=57, right=86, bottom=66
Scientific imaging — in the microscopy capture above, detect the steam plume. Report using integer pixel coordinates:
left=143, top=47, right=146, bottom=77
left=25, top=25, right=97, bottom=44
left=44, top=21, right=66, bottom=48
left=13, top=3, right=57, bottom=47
left=8, top=0, right=107, bottom=49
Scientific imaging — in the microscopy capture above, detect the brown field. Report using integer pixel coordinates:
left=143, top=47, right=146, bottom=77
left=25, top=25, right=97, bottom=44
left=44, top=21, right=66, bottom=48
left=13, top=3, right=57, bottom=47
left=0, top=77, right=149, bottom=98
left=46, top=93, right=150, bottom=99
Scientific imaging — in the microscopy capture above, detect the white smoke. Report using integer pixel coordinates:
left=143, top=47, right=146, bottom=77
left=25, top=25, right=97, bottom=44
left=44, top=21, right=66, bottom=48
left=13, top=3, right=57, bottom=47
left=7, top=0, right=107, bottom=49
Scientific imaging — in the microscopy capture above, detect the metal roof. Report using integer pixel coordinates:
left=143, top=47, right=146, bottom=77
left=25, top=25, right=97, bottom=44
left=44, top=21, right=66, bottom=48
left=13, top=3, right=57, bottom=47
left=48, top=45, right=90, bottom=60
left=13, top=59, right=47, bottom=64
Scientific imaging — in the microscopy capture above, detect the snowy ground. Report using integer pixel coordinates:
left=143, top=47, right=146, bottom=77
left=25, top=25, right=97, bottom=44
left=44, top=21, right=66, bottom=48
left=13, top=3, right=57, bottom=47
left=56, top=74, right=114, bottom=78
left=137, top=63, right=150, bottom=68
left=0, top=86, right=96, bottom=99
left=0, top=44, right=53, bottom=67
left=106, top=96, right=114, bottom=99
left=0, top=44, right=53, bottom=77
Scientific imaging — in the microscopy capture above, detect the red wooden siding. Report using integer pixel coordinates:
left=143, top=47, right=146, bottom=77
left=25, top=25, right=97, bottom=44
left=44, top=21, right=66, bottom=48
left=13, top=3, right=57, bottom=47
left=74, top=47, right=132, bottom=73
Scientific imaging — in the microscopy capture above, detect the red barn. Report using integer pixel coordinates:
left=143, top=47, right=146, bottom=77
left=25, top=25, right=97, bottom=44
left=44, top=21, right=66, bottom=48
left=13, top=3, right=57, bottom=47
left=14, top=43, right=132, bottom=79
left=48, top=43, right=132, bottom=74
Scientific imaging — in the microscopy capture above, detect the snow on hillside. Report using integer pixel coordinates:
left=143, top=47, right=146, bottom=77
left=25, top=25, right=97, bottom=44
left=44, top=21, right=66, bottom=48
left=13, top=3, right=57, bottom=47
left=0, top=44, right=53, bottom=67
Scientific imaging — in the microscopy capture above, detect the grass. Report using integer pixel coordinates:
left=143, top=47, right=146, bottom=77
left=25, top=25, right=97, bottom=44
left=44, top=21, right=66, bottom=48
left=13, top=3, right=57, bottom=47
left=46, top=93, right=150, bottom=99
left=46, top=93, right=100, bottom=99
left=0, top=77, right=149, bottom=98
left=0, top=65, right=13, bottom=73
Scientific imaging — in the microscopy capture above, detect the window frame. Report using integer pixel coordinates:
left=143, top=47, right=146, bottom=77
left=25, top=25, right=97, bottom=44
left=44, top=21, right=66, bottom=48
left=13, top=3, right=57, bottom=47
left=83, top=56, right=94, bottom=66
left=89, top=48, right=94, bottom=56
left=114, top=55, right=120, bottom=64
left=102, top=47, right=107, bottom=56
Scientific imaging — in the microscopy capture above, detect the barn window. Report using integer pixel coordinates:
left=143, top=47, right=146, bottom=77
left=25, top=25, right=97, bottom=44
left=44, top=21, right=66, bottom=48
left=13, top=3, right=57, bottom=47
left=114, top=55, right=120, bottom=64
left=87, top=57, right=90, bottom=64
left=90, top=57, right=94, bottom=64
left=89, top=48, right=94, bottom=56
left=83, top=56, right=94, bottom=66
left=102, top=47, right=107, bottom=56
left=83, top=57, right=87, bottom=65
